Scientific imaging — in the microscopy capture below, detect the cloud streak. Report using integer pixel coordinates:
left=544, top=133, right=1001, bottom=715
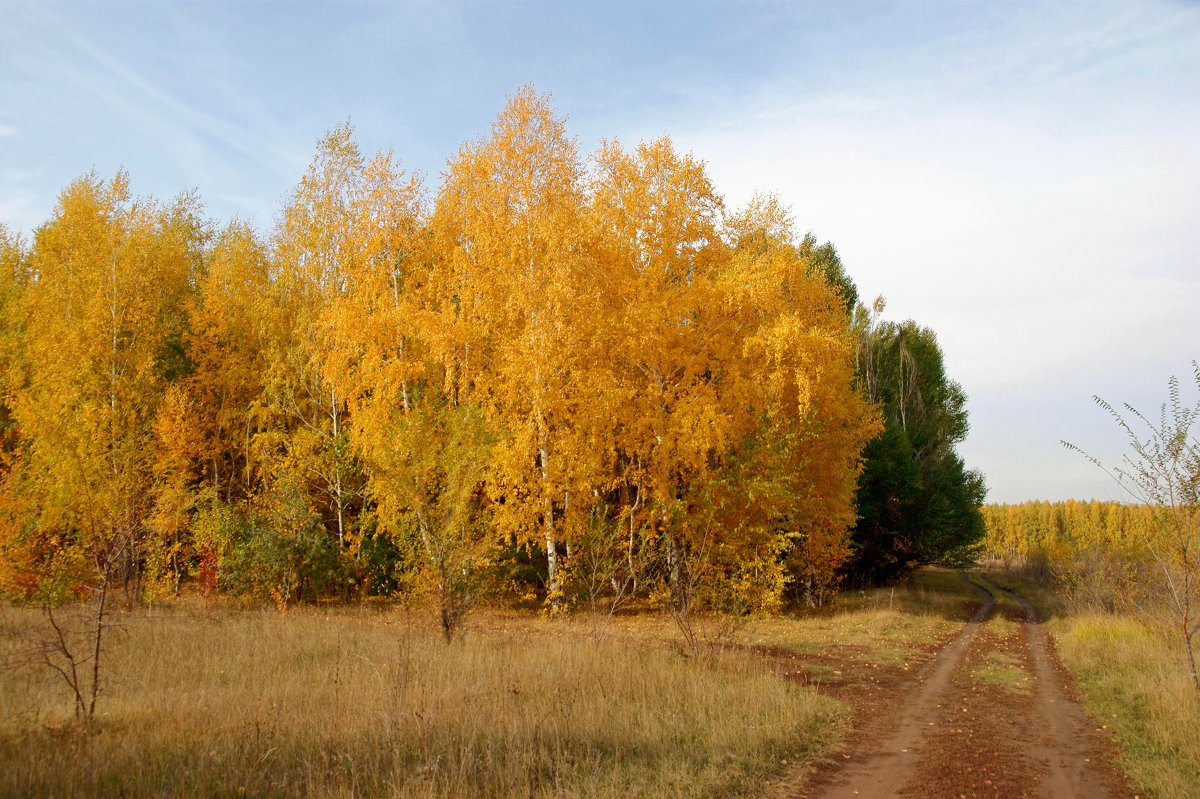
left=48, top=18, right=297, bottom=181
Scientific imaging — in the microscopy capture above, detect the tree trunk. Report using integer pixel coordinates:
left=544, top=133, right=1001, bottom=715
left=331, top=386, right=345, bottom=548
left=538, top=421, right=558, bottom=608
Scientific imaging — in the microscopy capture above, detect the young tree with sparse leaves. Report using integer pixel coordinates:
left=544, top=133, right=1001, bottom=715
left=1066, top=364, right=1200, bottom=692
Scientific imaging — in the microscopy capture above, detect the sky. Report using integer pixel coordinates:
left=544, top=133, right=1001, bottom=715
left=1, top=0, right=1197, bottom=503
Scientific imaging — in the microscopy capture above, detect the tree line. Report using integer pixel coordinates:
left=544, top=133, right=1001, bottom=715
left=982, top=500, right=1156, bottom=565
left=982, top=500, right=1157, bottom=607
left=0, top=88, right=984, bottom=632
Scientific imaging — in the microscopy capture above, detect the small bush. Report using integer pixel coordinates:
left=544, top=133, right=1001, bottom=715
left=353, top=524, right=410, bottom=596
left=219, top=489, right=346, bottom=607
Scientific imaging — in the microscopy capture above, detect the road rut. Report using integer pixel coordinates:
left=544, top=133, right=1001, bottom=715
left=804, top=574, right=1126, bottom=799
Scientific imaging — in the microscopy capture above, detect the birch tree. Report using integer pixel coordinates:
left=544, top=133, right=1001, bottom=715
left=187, top=221, right=274, bottom=505
left=429, top=86, right=593, bottom=607
left=11, top=173, right=202, bottom=597
left=588, top=136, right=730, bottom=613
left=724, top=196, right=881, bottom=605
left=264, top=125, right=374, bottom=553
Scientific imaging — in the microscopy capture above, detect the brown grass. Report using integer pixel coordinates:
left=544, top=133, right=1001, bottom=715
left=0, top=571, right=982, bottom=798
left=0, top=602, right=844, bottom=798
left=742, top=568, right=977, bottom=667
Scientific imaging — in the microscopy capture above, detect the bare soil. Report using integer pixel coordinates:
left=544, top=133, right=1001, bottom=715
left=784, top=575, right=1132, bottom=799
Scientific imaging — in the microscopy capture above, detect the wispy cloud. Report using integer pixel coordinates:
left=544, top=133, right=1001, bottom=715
left=662, top=0, right=1200, bottom=502
left=1, top=0, right=1195, bottom=502
left=65, top=35, right=297, bottom=180
left=13, top=1, right=301, bottom=181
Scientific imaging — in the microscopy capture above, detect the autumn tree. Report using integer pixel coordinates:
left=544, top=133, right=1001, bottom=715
left=259, top=125, right=377, bottom=575
left=589, top=154, right=877, bottom=614
left=722, top=196, right=880, bottom=606
left=372, top=399, right=495, bottom=639
left=0, top=224, right=26, bottom=435
left=0, top=225, right=26, bottom=471
left=0, top=175, right=203, bottom=723
left=187, top=221, right=274, bottom=504
left=0, top=225, right=29, bottom=594
left=145, top=385, right=207, bottom=598
left=8, top=173, right=203, bottom=597
left=0, top=86, right=936, bottom=621
left=586, top=136, right=737, bottom=615
left=429, top=87, right=599, bottom=608
left=312, top=132, right=498, bottom=629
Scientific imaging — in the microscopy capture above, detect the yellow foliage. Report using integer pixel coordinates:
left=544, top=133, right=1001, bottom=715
left=8, top=173, right=201, bottom=591
left=0, top=89, right=884, bottom=614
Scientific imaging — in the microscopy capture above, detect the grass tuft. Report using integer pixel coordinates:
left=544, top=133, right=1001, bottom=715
left=972, top=651, right=1031, bottom=694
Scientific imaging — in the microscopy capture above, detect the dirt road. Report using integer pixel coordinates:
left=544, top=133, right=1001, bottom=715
left=802, top=575, right=1126, bottom=799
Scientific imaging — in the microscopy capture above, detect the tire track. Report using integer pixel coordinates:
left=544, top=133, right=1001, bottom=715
left=982, top=579, right=1117, bottom=799
left=815, top=574, right=995, bottom=799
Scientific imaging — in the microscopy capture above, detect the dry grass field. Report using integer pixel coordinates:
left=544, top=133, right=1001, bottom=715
left=0, top=568, right=1003, bottom=796
left=0, top=571, right=983, bottom=798
left=1051, top=613, right=1200, bottom=799
left=0, top=601, right=845, bottom=798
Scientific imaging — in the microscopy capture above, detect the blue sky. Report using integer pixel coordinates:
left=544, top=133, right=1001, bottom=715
left=2, top=0, right=1198, bottom=502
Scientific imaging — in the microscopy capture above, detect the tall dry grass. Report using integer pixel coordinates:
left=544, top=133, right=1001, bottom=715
left=1052, top=612, right=1200, bottom=799
left=0, top=603, right=843, bottom=798
left=740, top=568, right=978, bottom=663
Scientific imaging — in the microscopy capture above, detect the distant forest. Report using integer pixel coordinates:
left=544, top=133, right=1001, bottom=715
left=0, top=87, right=984, bottom=627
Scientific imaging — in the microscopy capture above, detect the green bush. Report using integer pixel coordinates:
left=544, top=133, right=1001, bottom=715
left=219, top=487, right=346, bottom=604
left=354, top=521, right=411, bottom=597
